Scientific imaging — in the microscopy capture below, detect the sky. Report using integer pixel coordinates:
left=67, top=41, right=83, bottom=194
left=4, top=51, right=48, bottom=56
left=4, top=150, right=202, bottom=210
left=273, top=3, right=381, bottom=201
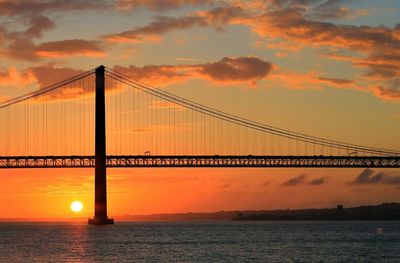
left=0, top=0, right=399, bottom=219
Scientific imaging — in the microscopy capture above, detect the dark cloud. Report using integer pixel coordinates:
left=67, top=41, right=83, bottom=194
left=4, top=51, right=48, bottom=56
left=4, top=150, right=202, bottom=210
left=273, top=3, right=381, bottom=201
left=317, top=77, right=354, bottom=85
left=372, top=86, right=400, bottom=101
left=309, top=177, right=326, bottom=185
left=0, top=0, right=111, bottom=17
left=105, top=6, right=244, bottom=43
left=281, top=174, right=328, bottom=186
left=36, top=39, right=106, bottom=58
left=106, top=0, right=399, bottom=100
left=0, top=1, right=110, bottom=63
left=0, top=26, right=6, bottom=45
left=306, top=0, right=365, bottom=20
left=26, top=15, right=55, bottom=38
left=8, top=56, right=270, bottom=100
left=0, top=15, right=56, bottom=61
left=201, top=57, right=272, bottom=84
left=349, top=169, right=400, bottom=185
left=270, top=0, right=362, bottom=20
left=29, top=65, right=85, bottom=88
left=281, top=174, right=306, bottom=186
left=0, top=0, right=213, bottom=18
left=106, top=15, right=207, bottom=43
left=270, top=0, right=318, bottom=8
left=113, top=56, right=272, bottom=86
left=2, top=38, right=106, bottom=61
left=2, top=37, right=42, bottom=61
left=249, top=5, right=398, bottom=53
left=117, top=0, right=212, bottom=11
left=238, top=1, right=400, bottom=100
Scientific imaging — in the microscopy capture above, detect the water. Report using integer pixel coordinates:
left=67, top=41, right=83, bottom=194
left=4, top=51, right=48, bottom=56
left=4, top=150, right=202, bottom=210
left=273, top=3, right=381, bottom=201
left=0, top=221, right=399, bottom=262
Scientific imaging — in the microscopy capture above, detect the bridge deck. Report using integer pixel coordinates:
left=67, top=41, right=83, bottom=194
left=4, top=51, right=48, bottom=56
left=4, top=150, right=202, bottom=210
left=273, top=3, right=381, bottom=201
left=0, top=155, right=399, bottom=168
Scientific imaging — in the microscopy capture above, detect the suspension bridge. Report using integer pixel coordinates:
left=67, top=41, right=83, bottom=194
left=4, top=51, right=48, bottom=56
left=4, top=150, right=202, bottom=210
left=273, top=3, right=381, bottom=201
left=0, top=65, right=399, bottom=224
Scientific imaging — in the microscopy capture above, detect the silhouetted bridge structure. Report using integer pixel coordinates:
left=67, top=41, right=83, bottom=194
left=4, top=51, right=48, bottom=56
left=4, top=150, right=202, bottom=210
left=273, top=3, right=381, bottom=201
left=0, top=65, right=399, bottom=224
left=1, top=155, right=399, bottom=168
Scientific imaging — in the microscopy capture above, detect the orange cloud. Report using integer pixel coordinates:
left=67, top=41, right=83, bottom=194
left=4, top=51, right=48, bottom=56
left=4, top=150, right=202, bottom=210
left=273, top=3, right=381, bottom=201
left=0, top=0, right=110, bottom=16
left=270, top=69, right=361, bottom=91
left=28, top=65, right=85, bottom=88
left=35, top=39, right=106, bottom=58
left=305, top=0, right=369, bottom=20
left=117, top=0, right=212, bottom=11
left=113, top=56, right=272, bottom=86
left=240, top=8, right=398, bottom=53
left=105, top=6, right=244, bottom=43
left=105, top=34, right=162, bottom=44
left=372, top=86, right=400, bottom=101
left=104, top=0, right=400, bottom=101
left=200, top=56, right=272, bottom=85
left=230, top=2, right=400, bottom=100
left=0, top=67, right=36, bottom=87
left=2, top=38, right=107, bottom=61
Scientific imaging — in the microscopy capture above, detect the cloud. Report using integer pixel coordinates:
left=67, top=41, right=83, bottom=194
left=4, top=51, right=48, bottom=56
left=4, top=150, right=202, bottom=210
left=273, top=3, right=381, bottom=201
left=349, top=169, right=400, bottom=185
left=114, top=57, right=356, bottom=91
left=243, top=2, right=399, bottom=100
left=309, top=177, right=326, bottom=185
left=105, top=0, right=398, bottom=100
left=1, top=57, right=271, bottom=102
left=28, top=65, right=85, bottom=89
left=200, top=57, right=272, bottom=84
left=372, top=86, right=400, bottom=101
left=242, top=4, right=398, bottom=54
left=2, top=38, right=106, bottom=61
left=35, top=39, right=106, bottom=58
left=24, top=65, right=101, bottom=101
left=281, top=174, right=306, bottom=186
left=26, top=15, right=55, bottom=38
left=0, top=15, right=55, bottom=61
left=269, top=69, right=361, bottom=90
left=306, top=0, right=369, bottom=20
left=1, top=38, right=39, bottom=61
left=117, top=0, right=212, bottom=11
left=0, top=67, right=36, bottom=87
left=105, top=6, right=244, bottom=43
left=0, top=0, right=110, bottom=17
left=281, top=174, right=327, bottom=186
left=113, top=56, right=272, bottom=86
left=318, top=77, right=354, bottom=85
left=0, top=26, right=6, bottom=45
left=0, top=2, right=109, bottom=61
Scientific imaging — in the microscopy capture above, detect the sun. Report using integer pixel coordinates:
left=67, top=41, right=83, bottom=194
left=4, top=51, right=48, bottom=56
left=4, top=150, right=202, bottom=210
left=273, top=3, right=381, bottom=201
left=70, top=201, right=83, bottom=213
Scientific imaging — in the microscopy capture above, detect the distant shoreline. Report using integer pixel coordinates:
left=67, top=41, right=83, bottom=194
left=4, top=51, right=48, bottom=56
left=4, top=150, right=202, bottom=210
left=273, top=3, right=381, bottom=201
left=116, top=203, right=400, bottom=222
left=1, top=203, right=399, bottom=222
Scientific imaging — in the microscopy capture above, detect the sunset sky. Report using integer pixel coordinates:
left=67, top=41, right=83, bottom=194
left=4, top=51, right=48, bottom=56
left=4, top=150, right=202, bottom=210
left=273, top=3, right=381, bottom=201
left=0, top=0, right=399, bottom=219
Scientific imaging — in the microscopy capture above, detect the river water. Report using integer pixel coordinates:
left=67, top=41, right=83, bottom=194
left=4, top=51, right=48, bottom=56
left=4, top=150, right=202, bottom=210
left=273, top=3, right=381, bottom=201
left=0, top=221, right=399, bottom=262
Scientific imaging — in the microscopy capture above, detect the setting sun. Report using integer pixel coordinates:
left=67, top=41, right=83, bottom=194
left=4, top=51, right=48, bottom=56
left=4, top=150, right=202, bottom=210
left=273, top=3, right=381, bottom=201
left=70, top=201, right=83, bottom=213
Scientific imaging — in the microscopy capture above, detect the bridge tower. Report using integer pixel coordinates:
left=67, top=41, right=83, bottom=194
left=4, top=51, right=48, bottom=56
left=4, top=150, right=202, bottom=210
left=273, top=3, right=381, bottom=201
left=88, top=65, right=114, bottom=225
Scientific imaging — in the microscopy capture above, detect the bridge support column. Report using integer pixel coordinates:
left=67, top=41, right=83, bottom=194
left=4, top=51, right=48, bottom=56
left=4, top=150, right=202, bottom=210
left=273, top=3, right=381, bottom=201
left=88, top=65, right=114, bottom=225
